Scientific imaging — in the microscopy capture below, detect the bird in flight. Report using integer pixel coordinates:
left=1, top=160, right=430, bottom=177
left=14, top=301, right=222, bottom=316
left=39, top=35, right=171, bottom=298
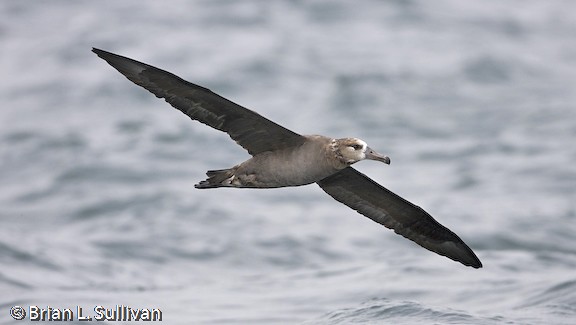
left=93, top=48, right=482, bottom=268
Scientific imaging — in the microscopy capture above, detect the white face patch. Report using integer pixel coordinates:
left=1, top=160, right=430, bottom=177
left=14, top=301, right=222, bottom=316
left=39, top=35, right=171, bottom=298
left=355, top=139, right=367, bottom=152
left=349, top=139, right=367, bottom=152
left=340, top=138, right=369, bottom=163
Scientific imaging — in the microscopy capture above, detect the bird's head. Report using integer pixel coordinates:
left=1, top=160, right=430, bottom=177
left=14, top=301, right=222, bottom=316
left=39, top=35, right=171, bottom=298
left=331, top=138, right=391, bottom=166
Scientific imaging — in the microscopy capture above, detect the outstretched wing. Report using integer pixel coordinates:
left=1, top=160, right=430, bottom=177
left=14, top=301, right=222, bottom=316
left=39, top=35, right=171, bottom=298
left=317, top=167, right=482, bottom=268
left=93, top=48, right=305, bottom=155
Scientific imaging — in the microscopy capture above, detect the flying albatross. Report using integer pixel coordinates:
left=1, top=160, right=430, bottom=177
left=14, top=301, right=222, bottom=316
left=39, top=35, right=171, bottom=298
left=92, top=48, right=482, bottom=269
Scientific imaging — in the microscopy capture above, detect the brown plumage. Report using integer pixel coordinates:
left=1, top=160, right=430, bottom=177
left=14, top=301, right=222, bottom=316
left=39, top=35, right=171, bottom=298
left=93, top=48, right=482, bottom=268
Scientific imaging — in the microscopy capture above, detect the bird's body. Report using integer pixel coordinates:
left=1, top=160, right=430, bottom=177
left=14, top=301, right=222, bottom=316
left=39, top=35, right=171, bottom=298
left=93, top=48, right=482, bottom=268
left=197, top=135, right=340, bottom=188
left=197, top=135, right=387, bottom=188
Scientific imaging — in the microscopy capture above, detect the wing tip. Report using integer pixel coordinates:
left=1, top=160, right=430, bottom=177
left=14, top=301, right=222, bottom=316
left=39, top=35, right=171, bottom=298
left=92, top=47, right=112, bottom=59
left=437, top=240, right=483, bottom=269
left=460, top=256, right=483, bottom=269
left=92, top=47, right=150, bottom=84
left=463, top=253, right=483, bottom=269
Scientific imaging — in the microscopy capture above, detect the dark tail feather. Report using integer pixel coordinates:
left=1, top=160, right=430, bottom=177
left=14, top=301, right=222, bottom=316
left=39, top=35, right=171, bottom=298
left=194, top=168, right=235, bottom=189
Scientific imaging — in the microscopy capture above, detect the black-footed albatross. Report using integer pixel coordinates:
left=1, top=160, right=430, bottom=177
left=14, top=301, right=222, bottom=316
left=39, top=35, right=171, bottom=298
left=93, top=48, right=482, bottom=269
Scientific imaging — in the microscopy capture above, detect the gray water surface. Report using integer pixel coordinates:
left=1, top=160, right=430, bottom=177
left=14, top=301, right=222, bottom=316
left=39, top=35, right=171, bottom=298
left=1, top=1, right=576, bottom=324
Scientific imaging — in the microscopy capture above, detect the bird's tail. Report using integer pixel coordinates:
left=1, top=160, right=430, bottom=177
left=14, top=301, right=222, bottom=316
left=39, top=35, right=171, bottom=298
left=194, top=168, right=236, bottom=189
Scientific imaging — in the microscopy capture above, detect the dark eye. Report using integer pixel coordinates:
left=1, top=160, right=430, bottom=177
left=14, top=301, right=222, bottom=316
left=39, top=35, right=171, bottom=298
left=351, top=144, right=362, bottom=150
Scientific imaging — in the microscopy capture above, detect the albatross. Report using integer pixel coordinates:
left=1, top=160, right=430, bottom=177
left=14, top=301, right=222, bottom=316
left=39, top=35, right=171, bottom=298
left=92, top=48, right=482, bottom=269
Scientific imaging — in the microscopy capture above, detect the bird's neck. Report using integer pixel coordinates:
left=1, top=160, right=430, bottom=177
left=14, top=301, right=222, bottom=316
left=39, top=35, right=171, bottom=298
left=329, top=139, right=354, bottom=169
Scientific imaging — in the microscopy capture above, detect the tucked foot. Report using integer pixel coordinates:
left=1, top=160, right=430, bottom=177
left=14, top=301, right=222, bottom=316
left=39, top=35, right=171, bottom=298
left=194, top=168, right=236, bottom=189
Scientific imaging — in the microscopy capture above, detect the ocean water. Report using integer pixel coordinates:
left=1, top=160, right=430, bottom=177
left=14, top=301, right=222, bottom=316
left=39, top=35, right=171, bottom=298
left=1, top=0, right=576, bottom=324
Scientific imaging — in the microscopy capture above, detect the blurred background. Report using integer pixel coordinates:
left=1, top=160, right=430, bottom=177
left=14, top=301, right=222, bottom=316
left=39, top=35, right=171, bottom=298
left=1, top=0, right=575, bottom=324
